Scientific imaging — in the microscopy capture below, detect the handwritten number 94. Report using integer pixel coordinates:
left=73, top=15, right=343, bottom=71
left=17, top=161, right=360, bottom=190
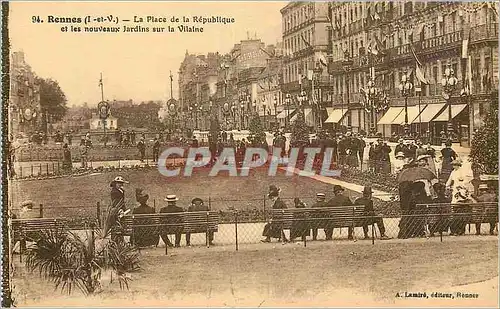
left=32, top=16, right=42, bottom=23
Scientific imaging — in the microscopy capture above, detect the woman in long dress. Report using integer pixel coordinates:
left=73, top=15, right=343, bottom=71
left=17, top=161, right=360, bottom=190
left=445, top=160, right=474, bottom=235
left=424, top=143, right=437, bottom=176
left=438, top=140, right=457, bottom=183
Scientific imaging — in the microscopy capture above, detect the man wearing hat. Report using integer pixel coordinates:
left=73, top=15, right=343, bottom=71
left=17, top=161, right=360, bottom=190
left=354, top=187, right=390, bottom=240
left=326, top=185, right=354, bottom=240
left=472, top=184, right=498, bottom=235
left=160, top=195, right=184, bottom=247
left=186, top=198, right=214, bottom=246
left=261, top=185, right=289, bottom=243
left=131, top=189, right=159, bottom=247
left=311, top=193, right=328, bottom=240
left=137, top=137, right=146, bottom=162
left=395, top=139, right=405, bottom=156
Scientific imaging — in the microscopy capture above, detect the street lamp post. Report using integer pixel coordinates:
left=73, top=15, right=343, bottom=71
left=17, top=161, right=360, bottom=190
left=273, top=95, right=278, bottom=130
left=262, top=103, right=267, bottom=130
left=341, top=53, right=354, bottom=132
left=398, top=71, right=413, bottom=137
left=194, top=103, right=199, bottom=129
left=366, top=78, right=378, bottom=135
left=231, top=104, right=236, bottom=130
left=441, top=65, right=459, bottom=140
left=312, top=62, right=323, bottom=128
left=285, top=93, right=291, bottom=130
left=240, top=103, right=244, bottom=130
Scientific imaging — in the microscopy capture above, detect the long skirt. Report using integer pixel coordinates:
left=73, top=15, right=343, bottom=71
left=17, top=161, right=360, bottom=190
left=439, top=161, right=453, bottom=183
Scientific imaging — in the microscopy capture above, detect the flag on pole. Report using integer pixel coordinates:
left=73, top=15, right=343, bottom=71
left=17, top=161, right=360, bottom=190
left=300, top=33, right=312, bottom=48
left=409, top=43, right=430, bottom=85
left=461, top=26, right=470, bottom=59
left=317, top=52, right=328, bottom=67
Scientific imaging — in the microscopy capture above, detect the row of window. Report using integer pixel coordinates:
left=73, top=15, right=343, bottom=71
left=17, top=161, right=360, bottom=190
left=330, top=51, right=494, bottom=100
left=283, top=55, right=315, bottom=84
left=282, top=3, right=315, bottom=33
left=283, top=27, right=314, bottom=56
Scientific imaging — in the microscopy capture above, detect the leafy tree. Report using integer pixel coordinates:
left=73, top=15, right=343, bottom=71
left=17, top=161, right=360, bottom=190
left=248, top=115, right=266, bottom=147
left=37, top=77, right=68, bottom=123
left=470, top=104, right=498, bottom=175
left=290, top=111, right=309, bottom=148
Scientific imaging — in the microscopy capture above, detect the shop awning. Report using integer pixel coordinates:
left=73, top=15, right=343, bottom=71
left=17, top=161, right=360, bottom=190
left=433, top=104, right=468, bottom=122
left=324, top=108, right=348, bottom=123
left=411, top=103, right=446, bottom=123
left=398, top=105, right=428, bottom=124
left=377, top=107, right=404, bottom=125
left=290, top=114, right=298, bottom=123
left=276, top=109, right=295, bottom=119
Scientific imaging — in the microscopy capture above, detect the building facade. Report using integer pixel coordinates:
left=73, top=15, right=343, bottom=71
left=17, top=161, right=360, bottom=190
left=328, top=2, right=498, bottom=144
left=9, top=51, right=41, bottom=137
left=281, top=1, right=332, bottom=129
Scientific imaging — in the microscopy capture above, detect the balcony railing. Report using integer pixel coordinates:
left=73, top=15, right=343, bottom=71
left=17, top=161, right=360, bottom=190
left=470, top=23, right=498, bottom=43
left=419, top=29, right=463, bottom=53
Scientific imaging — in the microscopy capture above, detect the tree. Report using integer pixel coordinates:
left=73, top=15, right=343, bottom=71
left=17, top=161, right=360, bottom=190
left=248, top=114, right=266, bottom=147
left=36, top=77, right=68, bottom=123
left=470, top=104, right=498, bottom=175
left=290, top=111, right=309, bottom=148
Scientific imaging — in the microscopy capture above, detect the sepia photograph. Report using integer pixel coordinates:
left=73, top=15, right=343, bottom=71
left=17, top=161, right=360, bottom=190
left=2, top=1, right=499, bottom=307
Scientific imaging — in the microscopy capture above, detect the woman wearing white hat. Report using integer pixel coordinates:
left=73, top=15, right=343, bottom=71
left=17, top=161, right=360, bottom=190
left=106, top=176, right=129, bottom=241
left=393, top=152, right=406, bottom=174
left=445, top=160, right=473, bottom=204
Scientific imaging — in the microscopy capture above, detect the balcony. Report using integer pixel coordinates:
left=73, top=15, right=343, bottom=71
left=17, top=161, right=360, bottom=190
left=470, top=23, right=498, bottom=44
left=419, top=29, right=463, bottom=54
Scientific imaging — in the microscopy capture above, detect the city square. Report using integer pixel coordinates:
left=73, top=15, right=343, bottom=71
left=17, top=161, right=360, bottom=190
left=4, top=1, right=499, bottom=307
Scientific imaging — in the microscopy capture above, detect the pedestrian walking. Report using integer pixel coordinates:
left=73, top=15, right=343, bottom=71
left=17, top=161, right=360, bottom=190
left=137, top=137, right=146, bottom=162
left=152, top=137, right=160, bottom=163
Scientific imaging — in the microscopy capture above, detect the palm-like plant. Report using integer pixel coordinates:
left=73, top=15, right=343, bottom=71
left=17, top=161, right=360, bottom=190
left=25, top=208, right=140, bottom=295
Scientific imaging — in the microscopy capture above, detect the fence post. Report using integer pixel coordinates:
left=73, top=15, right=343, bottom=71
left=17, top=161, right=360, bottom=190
left=234, top=210, right=239, bottom=251
left=206, top=212, right=210, bottom=248
left=440, top=206, right=443, bottom=242
left=372, top=221, right=375, bottom=245
left=351, top=207, right=355, bottom=241
left=31, top=164, right=34, bottom=177
left=52, top=162, right=55, bottom=175
left=153, top=199, right=156, bottom=212
left=208, top=196, right=211, bottom=210
left=96, top=202, right=101, bottom=226
left=263, top=195, right=267, bottom=222
left=20, top=166, right=22, bottom=178
left=39, top=204, right=43, bottom=218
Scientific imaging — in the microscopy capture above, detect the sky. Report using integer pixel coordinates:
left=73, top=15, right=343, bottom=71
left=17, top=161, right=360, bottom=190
left=9, top=1, right=284, bottom=107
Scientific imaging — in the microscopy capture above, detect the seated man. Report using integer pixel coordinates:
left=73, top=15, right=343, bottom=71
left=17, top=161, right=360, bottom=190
left=15, top=200, right=41, bottom=252
left=159, top=195, right=184, bottom=247
left=186, top=198, right=214, bottom=246
left=354, top=187, right=390, bottom=240
left=472, top=184, right=498, bottom=235
left=131, top=189, right=159, bottom=248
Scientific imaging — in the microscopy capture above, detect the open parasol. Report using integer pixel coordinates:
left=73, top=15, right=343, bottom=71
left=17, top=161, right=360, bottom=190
left=397, top=166, right=437, bottom=184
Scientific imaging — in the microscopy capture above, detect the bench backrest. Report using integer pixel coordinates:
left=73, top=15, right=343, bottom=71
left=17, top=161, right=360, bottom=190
left=270, top=206, right=367, bottom=229
left=417, top=202, right=498, bottom=222
left=119, top=211, right=219, bottom=235
left=11, top=218, right=67, bottom=236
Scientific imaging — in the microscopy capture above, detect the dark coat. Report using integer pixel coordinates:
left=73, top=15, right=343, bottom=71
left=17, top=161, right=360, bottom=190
left=326, top=194, right=353, bottom=207
left=188, top=204, right=209, bottom=212
left=131, top=204, right=159, bottom=247
left=160, top=204, right=184, bottom=213
left=311, top=201, right=328, bottom=208
left=272, top=198, right=287, bottom=209
left=354, top=197, right=374, bottom=213
left=110, top=187, right=125, bottom=211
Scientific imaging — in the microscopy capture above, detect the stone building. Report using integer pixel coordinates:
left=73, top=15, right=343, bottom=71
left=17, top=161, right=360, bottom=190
left=327, top=2, right=498, bottom=145
left=281, top=1, right=332, bottom=129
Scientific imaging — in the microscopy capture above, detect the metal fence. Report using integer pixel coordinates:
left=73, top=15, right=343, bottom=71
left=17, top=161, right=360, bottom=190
left=9, top=201, right=498, bottom=255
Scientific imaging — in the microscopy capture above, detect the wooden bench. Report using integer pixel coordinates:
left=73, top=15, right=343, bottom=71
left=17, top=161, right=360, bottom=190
left=418, top=202, right=498, bottom=238
left=10, top=217, right=67, bottom=261
left=117, top=211, right=219, bottom=254
left=270, top=206, right=382, bottom=243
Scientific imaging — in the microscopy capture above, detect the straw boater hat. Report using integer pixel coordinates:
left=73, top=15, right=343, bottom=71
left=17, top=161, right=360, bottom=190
left=110, top=176, right=129, bottom=187
left=21, top=200, right=34, bottom=208
left=395, top=152, right=405, bottom=158
left=316, top=193, right=326, bottom=199
left=165, top=194, right=179, bottom=202
left=478, top=184, right=489, bottom=191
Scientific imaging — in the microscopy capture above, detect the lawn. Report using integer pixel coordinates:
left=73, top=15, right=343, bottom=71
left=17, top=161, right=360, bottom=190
left=11, top=167, right=392, bottom=219
left=11, top=238, right=498, bottom=307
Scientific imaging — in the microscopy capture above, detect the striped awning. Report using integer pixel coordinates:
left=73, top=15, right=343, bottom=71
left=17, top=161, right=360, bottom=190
left=377, top=107, right=404, bottom=125
left=324, top=109, right=348, bottom=123
left=277, top=109, right=295, bottom=119
left=433, top=104, right=468, bottom=122
left=412, top=103, right=446, bottom=123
